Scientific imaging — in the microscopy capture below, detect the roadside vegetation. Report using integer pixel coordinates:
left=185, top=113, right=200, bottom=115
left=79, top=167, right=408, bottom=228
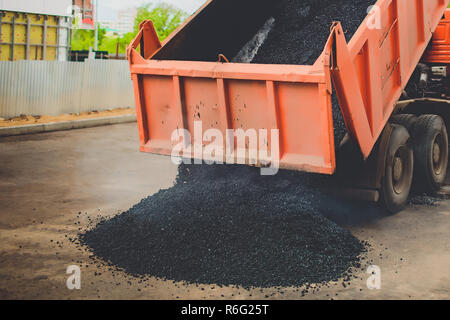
left=71, top=2, right=188, bottom=55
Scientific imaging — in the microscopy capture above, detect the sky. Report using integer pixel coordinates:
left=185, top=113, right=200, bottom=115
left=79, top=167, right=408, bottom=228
left=98, top=0, right=205, bottom=21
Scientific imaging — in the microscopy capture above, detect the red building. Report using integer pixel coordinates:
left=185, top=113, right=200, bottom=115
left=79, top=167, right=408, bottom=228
left=73, top=0, right=95, bottom=29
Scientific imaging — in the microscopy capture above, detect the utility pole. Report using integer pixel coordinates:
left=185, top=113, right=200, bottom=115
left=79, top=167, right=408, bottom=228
left=94, top=0, right=99, bottom=51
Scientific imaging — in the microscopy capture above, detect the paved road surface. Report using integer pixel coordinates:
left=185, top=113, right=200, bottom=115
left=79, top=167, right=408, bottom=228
left=0, top=123, right=448, bottom=299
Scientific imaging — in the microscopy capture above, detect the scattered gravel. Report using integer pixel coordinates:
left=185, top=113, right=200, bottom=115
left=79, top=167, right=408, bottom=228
left=80, top=164, right=368, bottom=289
left=79, top=0, right=444, bottom=291
left=409, top=194, right=442, bottom=207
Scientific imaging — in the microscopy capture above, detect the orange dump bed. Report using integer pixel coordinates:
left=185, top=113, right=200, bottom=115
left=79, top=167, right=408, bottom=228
left=128, top=0, right=449, bottom=174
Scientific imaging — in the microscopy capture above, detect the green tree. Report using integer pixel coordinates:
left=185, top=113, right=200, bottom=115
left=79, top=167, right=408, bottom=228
left=133, top=3, right=188, bottom=39
left=99, top=32, right=135, bottom=56
left=71, top=25, right=106, bottom=51
left=71, top=2, right=188, bottom=55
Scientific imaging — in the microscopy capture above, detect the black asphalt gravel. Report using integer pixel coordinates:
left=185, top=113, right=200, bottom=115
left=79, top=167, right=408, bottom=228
left=80, top=164, right=368, bottom=289
left=253, top=0, right=375, bottom=65
left=80, top=0, right=376, bottom=290
left=79, top=0, right=443, bottom=290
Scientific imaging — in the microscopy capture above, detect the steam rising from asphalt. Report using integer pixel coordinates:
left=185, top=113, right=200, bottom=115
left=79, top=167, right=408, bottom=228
left=232, top=17, right=275, bottom=63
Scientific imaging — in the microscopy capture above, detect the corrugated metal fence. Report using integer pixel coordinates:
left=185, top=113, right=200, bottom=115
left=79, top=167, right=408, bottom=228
left=0, top=60, right=135, bottom=118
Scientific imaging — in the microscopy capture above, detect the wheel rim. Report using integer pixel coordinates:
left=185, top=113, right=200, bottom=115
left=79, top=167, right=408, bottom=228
left=392, top=146, right=411, bottom=195
left=432, top=133, right=446, bottom=176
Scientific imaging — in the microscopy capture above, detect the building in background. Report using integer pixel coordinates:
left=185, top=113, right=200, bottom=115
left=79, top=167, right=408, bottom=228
left=72, top=0, right=94, bottom=30
left=98, top=20, right=117, bottom=33
left=100, top=8, right=137, bottom=35
left=0, top=0, right=72, bottom=61
left=116, top=8, right=137, bottom=35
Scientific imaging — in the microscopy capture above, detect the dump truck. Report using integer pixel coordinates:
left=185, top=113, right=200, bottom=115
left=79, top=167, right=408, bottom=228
left=127, top=0, right=450, bottom=213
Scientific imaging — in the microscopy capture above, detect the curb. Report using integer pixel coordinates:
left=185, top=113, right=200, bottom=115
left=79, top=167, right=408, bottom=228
left=0, top=114, right=137, bottom=137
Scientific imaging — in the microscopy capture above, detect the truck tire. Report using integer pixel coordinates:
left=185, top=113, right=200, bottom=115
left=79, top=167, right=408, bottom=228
left=413, top=115, right=449, bottom=193
left=390, top=114, right=417, bottom=134
left=380, top=125, right=414, bottom=213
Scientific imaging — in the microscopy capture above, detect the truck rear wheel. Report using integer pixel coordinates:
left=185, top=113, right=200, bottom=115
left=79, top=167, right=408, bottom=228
left=380, top=125, right=414, bottom=213
left=413, top=115, right=449, bottom=193
left=390, top=114, right=417, bottom=133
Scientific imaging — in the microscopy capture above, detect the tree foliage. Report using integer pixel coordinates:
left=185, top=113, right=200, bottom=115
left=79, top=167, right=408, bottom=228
left=133, top=3, right=188, bottom=39
left=99, top=32, right=135, bottom=55
left=71, top=26, right=106, bottom=51
left=71, top=2, right=188, bottom=55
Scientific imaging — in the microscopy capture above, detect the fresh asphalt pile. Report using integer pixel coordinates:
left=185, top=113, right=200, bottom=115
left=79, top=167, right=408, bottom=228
left=79, top=0, right=378, bottom=290
left=80, top=164, right=368, bottom=289
left=250, top=0, right=377, bottom=146
left=79, top=0, right=440, bottom=290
